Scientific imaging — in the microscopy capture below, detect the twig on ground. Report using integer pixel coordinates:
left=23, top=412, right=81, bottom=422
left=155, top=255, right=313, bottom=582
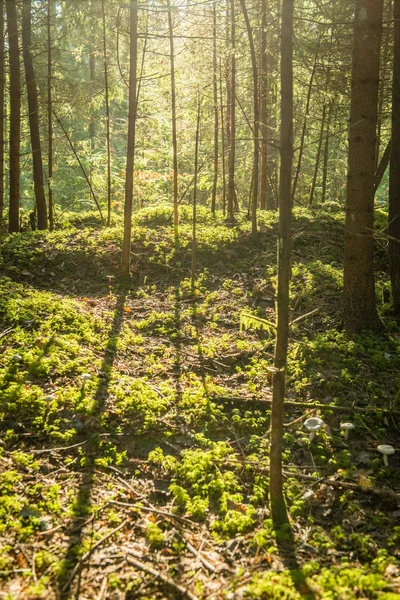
left=62, top=520, right=127, bottom=592
left=125, top=553, right=199, bottom=600
left=109, top=500, right=199, bottom=529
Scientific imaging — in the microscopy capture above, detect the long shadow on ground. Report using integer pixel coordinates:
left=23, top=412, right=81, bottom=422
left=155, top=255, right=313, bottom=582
left=57, top=290, right=127, bottom=599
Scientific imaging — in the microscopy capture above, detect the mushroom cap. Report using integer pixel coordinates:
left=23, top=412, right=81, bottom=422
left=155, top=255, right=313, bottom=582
left=377, top=444, right=395, bottom=456
left=341, top=422, right=355, bottom=430
left=81, top=373, right=92, bottom=381
left=12, top=354, right=22, bottom=362
left=304, top=417, right=324, bottom=432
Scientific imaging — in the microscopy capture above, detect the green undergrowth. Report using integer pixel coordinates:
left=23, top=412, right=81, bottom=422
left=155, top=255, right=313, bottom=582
left=0, top=204, right=399, bottom=599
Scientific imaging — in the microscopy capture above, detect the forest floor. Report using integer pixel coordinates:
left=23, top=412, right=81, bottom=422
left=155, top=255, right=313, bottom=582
left=0, top=205, right=400, bottom=600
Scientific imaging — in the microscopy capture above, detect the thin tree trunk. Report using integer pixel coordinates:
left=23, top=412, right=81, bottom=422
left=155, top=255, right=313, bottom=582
left=6, top=0, right=20, bottom=233
left=211, top=2, right=218, bottom=214
left=376, top=1, right=391, bottom=170
left=260, top=0, right=268, bottom=210
left=309, top=102, right=327, bottom=205
left=343, top=0, right=383, bottom=334
left=269, top=0, right=293, bottom=528
left=0, top=0, right=4, bottom=239
left=47, top=0, right=53, bottom=231
left=292, top=35, right=321, bottom=201
left=167, top=0, right=179, bottom=242
left=89, top=0, right=95, bottom=199
left=192, top=91, right=201, bottom=291
left=240, top=0, right=259, bottom=235
left=102, top=0, right=112, bottom=226
left=225, top=0, right=231, bottom=207
left=321, top=100, right=333, bottom=203
left=389, top=0, right=400, bottom=311
left=219, top=61, right=226, bottom=215
left=375, top=138, right=391, bottom=192
left=227, top=0, right=235, bottom=221
left=121, top=0, right=138, bottom=278
left=54, top=111, right=104, bottom=224
left=22, top=0, right=47, bottom=230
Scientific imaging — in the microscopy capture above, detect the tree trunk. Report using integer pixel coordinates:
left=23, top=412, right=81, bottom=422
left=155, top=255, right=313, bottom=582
left=375, top=138, right=391, bottom=192
left=211, top=2, right=218, bottom=214
left=47, top=0, right=53, bottom=231
left=260, top=0, right=268, bottom=211
left=309, top=102, right=327, bottom=205
left=6, top=0, right=20, bottom=233
left=389, top=0, right=400, bottom=312
left=269, top=0, right=293, bottom=528
left=292, top=35, right=320, bottom=201
left=102, top=0, right=112, bottom=226
left=227, top=0, right=235, bottom=221
left=343, top=0, right=383, bottom=334
left=0, top=0, right=4, bottom=239
left=192, top=91, right=201, bottom=291
left=22, top=0, right=47, bottom=230
left=219, top=60, right=226, bottom=215
left=321, top=100, right=333, bottom=203
left=240, top=0, right=259, bottom=235
left=167, top=0, right=179, bottom=242
left=121, top=0, right=138, bottom=278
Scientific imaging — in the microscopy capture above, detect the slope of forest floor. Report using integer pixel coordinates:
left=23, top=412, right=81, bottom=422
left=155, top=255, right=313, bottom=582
left=0, top=205, right=399, bottom=600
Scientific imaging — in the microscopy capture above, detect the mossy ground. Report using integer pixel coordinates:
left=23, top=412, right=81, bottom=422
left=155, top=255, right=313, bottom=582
left=0, top=205, right=399, bottom=599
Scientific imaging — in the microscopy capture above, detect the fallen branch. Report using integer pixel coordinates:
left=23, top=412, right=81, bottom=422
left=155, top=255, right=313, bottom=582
left=211, top=396, right=400, bottom=415
left=62, top=520, right=127, bottom=592
left=125, top=553, right=199, bottom=600
left=109, top=499, right=199, bottom=529
left=0, top=327, right=14, bottom=340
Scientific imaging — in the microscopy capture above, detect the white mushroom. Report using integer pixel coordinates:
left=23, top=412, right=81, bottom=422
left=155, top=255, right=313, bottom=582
left=377, top=444, right=395, bottom=467
left=341, top=422, right=355, bottom=440
left=12, top=354, right=22, bottom=362
left=304, top=417, right=324, bottom=442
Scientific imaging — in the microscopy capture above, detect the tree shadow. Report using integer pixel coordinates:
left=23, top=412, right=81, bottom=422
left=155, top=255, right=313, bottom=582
left=273, top=518, right=316, bottom=600
left=173, top=286, right=183, bottom=406
left=57, top=289, right=128, bottom=599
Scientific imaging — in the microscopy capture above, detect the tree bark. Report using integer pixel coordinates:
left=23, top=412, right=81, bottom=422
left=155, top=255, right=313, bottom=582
left=6, top=0, right=20, bottom=233
left=321, top=100, right=333, bottom=203
left=227, top=0, right=235, bottom=221
left=219, top=61, right=226, bottom=215
left=343, top=0, right=383, bottom=334
left=389, top=0, right=400, bottom=312
left=292, top=35, right=320, bottom=201
left=0, top=0, right=4, bottom=239
left=192, top=91, right=200, bottom=291
left=47, top=0, right=53, bottom=231
left=240, top=0, right=259, bottom=235
left=309, top=102, right=327, bottom=205
left=269, top=0, right=293, bottom=528
left=22, top=0, right=47, bottom=230
left=102, top=0, right=112, bottom=226
left=121, top=0, right=138, bottom=278
left=260, top=0, right=268, bottom=211
left=167, top=0, right=179, bottom=241
left=211, top=2, right=218, bottom=215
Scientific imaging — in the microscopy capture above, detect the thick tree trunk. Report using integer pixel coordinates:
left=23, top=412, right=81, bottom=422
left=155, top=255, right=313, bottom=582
left=227, top=0, right=235, bottom=221
left=269, top=0, right=293, bottom=528
left=121, top=0, right=138, bottom=278
left=102, top=0, right=112, bottom=226
left=260, top=0, right=268, bottom=211
left=22, top=0, right=47, bottom=230
left=211, top=3, right=218, bottom=214
left=6, top=0, right=20, bottom=233
left=389, top=0, right=400, bottom=312
left=0, top=0, right=4, bottom=239
left=240, top=0, right=259, bottom=235
left=167, top=0, right=179, bottom=241
left=47, top=0, right=53, bottom=231
left=343, top=0, right=383, bottom=334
